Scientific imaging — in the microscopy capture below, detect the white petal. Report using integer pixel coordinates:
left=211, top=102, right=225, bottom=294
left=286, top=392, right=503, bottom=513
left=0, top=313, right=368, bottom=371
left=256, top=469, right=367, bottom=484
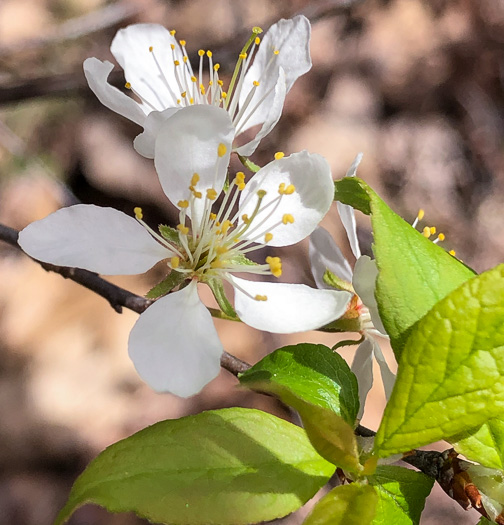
left=154, top=105, right=234, bottom=221
left=133, top=107, right=180, bottom=159
left=337, top=201, right=361, bottom=260
left=238, top=15, right=311, bottom=132
left=83, top=58, right=146, bottom=126
left=351, top=338, right=374, bottom=419
left=309, top=226, right=353, bottom=287
left=345, top=152, right=363, bottom=178
left=231, top=276, right=352, bottom=334
left=111, top=24, right=182, bottom=111
left=235, top=68, right=287, bottom=156
left=18, top=205, right=171, bottom=275
left=372, top=339, right=396, bottom=401
left=238, top=151, right=333, bottom=247
left=353, top=256, right=386, bottom=334
left=128, top=281, right=223, bottom=397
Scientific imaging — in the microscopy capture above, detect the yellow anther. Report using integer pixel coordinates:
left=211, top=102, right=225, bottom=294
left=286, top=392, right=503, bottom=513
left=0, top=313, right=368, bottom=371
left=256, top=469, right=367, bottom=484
left=417, top=209, right=425, bottom=221
left=206, top=188, right=217, bottom=201
left=179, top=39, right=186, bottom=46
left=430, top=226, right=437, bottom=235
left=178, top=200, right=189, bottom=209
left=206, top=50, right=213, bottom=58
left=198, top=49, right=205, bottom=56
left=191, top=76, right=197, bottom=82
left=438, top=233, right=446, bottom=242
left=170, top=256, right=180, bottom=269
left=211, top=260, right=224, bottom=269
left=221, top=220, right=232, bottom=233
left=449, top=249, right=456, bottom=256
left=235, top=171, right=245, bottom=184
left=183, top=56, right=188, bottom=63
left=170, top=29, right=176, bottom=36
left=284, top=184, right=295, bottom=195
left=255, top=36, right=261, bottom=45
left=177, top=224, right=189, bottom=235
left=221, top=92, right=228, bottom=99
left=274, top=49, right=280, bottom=55
left=214, top=63, right=220, bottom=71
left=174, top=60, right=180, bottom=66
left=134, top=207, right=143, bottom=220
left=266, top=256, right=282, bottom=277
left=274, top=151, right=285, bottom=160
left=177, top=99, right=181, bottom=104
left=264, top=233, right=273, bottom=243
left=282, top=214, right=295, bottom=225
left=209, top=81, right=213, bottom=86
left=181, top=91, right=187, bottom=98
left=215, top=221, right=221, bottom=227
left=253, top=26, right=263, bottom=34
left=200, top=84, right=206, bottom=95
left=278, top=182, right=286, bottom=195
left=422, top=226, right=431, bottom=238
left=218, top=80, right=224, bottom=86
left=242, top=214, right=250, bottom=224
left=218, top=143, right=227, bottom=157
left=191, top=173, right=200, bottom=186
left=189, top=97, right=194, bottom=104
left=254, top=295, right=268, bottom=301
left=125, top=82, right=131, bottom=89
left=170, top=44, right=175, bottom=50
left=149, top=46, right=153, bottom=52
left=216, top=246, right=228, bottom=255
left=192, top=190, right=202, bottom=199
left=257, top=189, right=267, bottom=199
left=210, top=213, right=217, bottom=221
left=240, top=52, right=248, bottom=59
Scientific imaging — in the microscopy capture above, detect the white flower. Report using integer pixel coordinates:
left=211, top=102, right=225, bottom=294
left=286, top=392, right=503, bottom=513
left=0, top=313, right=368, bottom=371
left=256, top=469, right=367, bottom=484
left=19, top=105, right=351, bottom=398
left=83, top=15, right=311, bottom=158
left=309, top=154, right=396, bottom=418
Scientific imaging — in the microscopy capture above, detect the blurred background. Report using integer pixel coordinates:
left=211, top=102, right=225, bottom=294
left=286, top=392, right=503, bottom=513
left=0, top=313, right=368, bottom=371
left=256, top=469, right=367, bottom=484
left=0, top=0, right=503, bottom=523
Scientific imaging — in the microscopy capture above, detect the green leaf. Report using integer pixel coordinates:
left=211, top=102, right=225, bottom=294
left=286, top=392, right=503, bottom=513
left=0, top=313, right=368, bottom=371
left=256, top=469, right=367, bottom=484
left=55, top=408, right=335, bottom=525
left=334, top=178, right=371, bottom=215
left=304, top=484, right=378, bottom=525
left=477, top=518, right=493, bottom=525
left=334, top=177, right=475, bottom=358
left=323, top=269, right=354, bottom=292
left=207, top=278, right=238, bottom=319
left=238, top=154, right=261, bottom=173
left=452, top=419, right=504, bottom=470
left=239, top=344, right=362, bottom=472
left=228, top=252, right=258, bottom=267
left=239, top=344, right=359, bottom=424
left=145, top=270, right=186, bottom=299
left=375, top=264, right=504, bottom=457
left=159, top=224, right=181, bottom=244
left=368, top=466, right=434, bottom=524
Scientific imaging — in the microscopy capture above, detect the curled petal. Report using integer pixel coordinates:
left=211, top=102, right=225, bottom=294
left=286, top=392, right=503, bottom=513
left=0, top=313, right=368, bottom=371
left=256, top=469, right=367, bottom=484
left=231, top=275, right=352, bottom=334
left=83, top=58, right=146, bottom=126
left=133, top=107, right=180, bottom=159
left=351, top=338, right=374, bottom=419
left=309, top=226, right=353, bottom=286
left=18, top=205, right=171, bottom=275
left=129, top=281, right=223, bottom=396
left=372, top=340, right=396, bottom=401
left=238, top=15, right=311, bottom=132
left=239, top=151, right=334, bottom=247
left=353, top=256, right=386, bottom=335
left=154, top=105, right=234, bottom=221
left=111, top=23, right=181, bottom=111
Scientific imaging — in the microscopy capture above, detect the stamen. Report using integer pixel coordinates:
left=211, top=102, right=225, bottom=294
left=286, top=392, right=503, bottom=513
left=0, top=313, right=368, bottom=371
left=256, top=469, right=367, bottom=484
left=255, top=295, right=268, bottom=301
left=206, top=188, right=217, bottom=200
left=422, top=226, right=431, bottom=238
left=178, top=200, right=189, bottom=208
left=170, top=256, right=180, bottom=269
left=266, top=255, right=282, bottom=277
left=218, top=143, right=227, bottom=157
left=449, top=249, right=456, bottom=256
left=191, top=173, right=200, bottom=186
left=282, top=214, right=295, bottom=225
left=177, top=224, right=189, bottom=235
left=274, top=152, right=285, bottom=160
left=134, top=207, right=143, bottom=220
left=264, top=233, right=273, bottom=243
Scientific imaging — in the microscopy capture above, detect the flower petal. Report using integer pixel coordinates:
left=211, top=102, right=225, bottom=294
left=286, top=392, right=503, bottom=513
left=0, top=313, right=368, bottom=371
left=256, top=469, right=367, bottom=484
left=372, top=340, right=396, bottom=401
left=18, top=205, right=171, bottom=275
left=235, top=68, right=287, bottom=157
left=128, top=281, right=223, bottom=397
left=154, top=105, right=234, bottom=220
left=231, top=275, right=352, bottom=333
left=133, top=107, right=180, bottom=159
left=238, top=151, right=333, bottom=247
left=83, top=58, right=146, bottom=126
left=309, top=226, right=353, bottom=287
left=238, top=15, right=311, bottom=132
left=352, top=255, right=386, bottom=334
left=111, top=23, right=182, bottom=111
left=351, top=338, right=374, bottom=419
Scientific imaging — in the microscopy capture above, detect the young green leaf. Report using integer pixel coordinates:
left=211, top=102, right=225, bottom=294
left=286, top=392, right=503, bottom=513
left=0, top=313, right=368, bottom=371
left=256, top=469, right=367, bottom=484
left=303, top=483, right=378, bottom=525
left=334, top=177, right=475, bottom=358
left=239, top=344, right=362, bottom=472
left=159, top=224, right=181, bottom=244
left=55, top=408, right=335, bottom=525
left=207, top=278, right=238, bottom=319
left=368, top=465, right=434, bottom=525
left=452, top=419, right=504, bottom=470
left=145, top=270, right=186, bottom=299
left=375, top=264, right=504, bottom=457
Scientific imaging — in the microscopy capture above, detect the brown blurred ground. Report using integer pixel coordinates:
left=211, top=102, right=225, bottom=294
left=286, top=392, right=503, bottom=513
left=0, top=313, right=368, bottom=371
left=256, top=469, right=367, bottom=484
left=1, top=0, right=503, bottom=523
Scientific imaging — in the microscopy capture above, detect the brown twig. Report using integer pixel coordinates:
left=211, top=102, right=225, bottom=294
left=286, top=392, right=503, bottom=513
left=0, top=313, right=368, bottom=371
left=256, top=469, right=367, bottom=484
left=0, top=223, right=249, bottom=377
